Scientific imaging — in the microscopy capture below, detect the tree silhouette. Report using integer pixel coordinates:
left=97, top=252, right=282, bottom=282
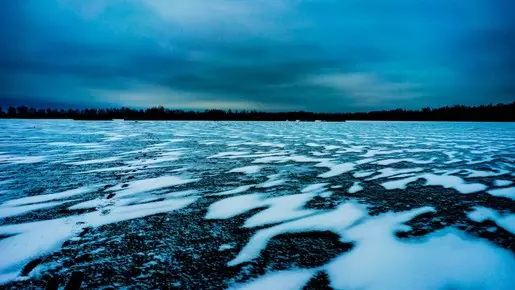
left=0, top=102, right=513, bottom=122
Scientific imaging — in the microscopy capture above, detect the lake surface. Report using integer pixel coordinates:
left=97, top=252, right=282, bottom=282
left=0, top=120, right=514, bottom=289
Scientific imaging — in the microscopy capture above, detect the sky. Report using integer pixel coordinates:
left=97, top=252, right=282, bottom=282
left=1, top=0, right=514, bottom=112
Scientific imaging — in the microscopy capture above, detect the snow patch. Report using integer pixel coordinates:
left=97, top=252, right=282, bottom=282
left=108, top=176, right=199, bottom=198
left=228, top=202, right=366, bottom=266
left=3, top=186, right=99, bottom=206
left=376, top=157, right=436, bottom=166
left=487, top=187, right=515, bottom=200
left=228, top=165, right=263, bottom=175
left=0, top=155, right=46, bottom=165
left=468, top=207, right=515, bottom=234
left=211, top=185, right=254, bottom=196
left=0, top=196, right=198, bottom=283
left=493, top=180, right=513, bottom=187
left=348, top=182, right=363, bottom=194
left=206, top=193, right=316, bottom=228
left=367, top=168, right=424, bottom=181
left=65, top=156, right=120, bottom=165
left=316, top=161, right=355, bottom=178
left=381, top=173, right=487, bottom=193
left=230, top=269, right=315, bottom=290
left=326, top=212, right=515, bottom=290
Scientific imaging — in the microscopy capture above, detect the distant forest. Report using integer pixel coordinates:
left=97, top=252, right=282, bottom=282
left=0, top=102, right=513, bottom=121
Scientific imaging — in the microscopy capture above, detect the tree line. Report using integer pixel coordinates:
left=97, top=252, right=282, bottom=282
left=0, top=102, right=513, bottom=121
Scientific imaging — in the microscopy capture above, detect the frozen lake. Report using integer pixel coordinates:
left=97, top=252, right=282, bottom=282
left=0, top=120, right=514, bottom=289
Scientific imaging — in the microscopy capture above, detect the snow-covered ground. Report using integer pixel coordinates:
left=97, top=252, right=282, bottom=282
left=0, top=120, right=514, bottom=289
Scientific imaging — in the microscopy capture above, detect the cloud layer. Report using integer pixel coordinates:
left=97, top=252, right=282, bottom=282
left=1, top=0, right=514, bottom=111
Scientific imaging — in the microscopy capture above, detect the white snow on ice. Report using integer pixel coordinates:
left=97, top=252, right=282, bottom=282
left=487, top=187, right=515, bottom=200
left=206, top=193, right=316, bottom=228
left=0, top=155, right=46, bottom=165
left=0, top=196, right=198, bottom=283
left=234, top=205, right=515, bottom=290
left=210, top=185, right=254, bottom=196
left=325, top=210, right=515, bottom=290
left=107, top=176, right=199, bottom=198
left=494, top=180, right=513, bottom=187
left=0, top=201, right=71, bottom=219
left=230, top=269, right=315, bottom=290
left=468, top=206, right=515, bottom=234
left=381, top=173, right=487, bottom=193
left=65, top=156, right=120, bottom=165
left=367, top=167, right=424, bottom=181
left=376, top=157, right=436, bottom=166
left=348, top=182, right=363, bottom=194
left=316, top=161, right=355, bottom=178
left=228, top=202, right=366, bottom=266
left=301, top=183, right=329, bottom=194
left=3, top=186, right=99, bottom=206
left=228, top=165, right=263, bottom=175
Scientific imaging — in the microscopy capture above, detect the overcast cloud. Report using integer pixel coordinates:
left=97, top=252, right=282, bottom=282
left=1, top=0, right=514, bottom=111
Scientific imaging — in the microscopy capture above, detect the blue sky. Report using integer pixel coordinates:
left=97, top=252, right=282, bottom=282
left=1, top=0, right=514, bottom=112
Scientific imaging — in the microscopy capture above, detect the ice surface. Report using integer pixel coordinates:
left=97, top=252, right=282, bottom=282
left=301, top=183, right=329, bottom=194
left=107, top=176, right=199, bottom=197
left=381, top=173, right=487, bottom=193
left=317, top=161, right=355, bottom=178
left=65, top=149, right=106, bottom=156
left=208, top=151, right=251, bottom=158
left=494, top=180, right=513, bottom=187
left=206, top=193, right=316, bottom=228
left=381, top=176, right=420, bottom=190
left=487, top=187, right=515, bottom=199
left=230, top=269, right=315, bottom=290
left=206, top=194, right=263, bottom=220
left=0, top=196, right=198, bottom=281
left=311, top=151, right=330, bottom=156
left=228, top=165, right=263, bottom=175
left=47, top=142, right=104, bottom=148
left=68, top=198, right=106, bottom=210
left=376, top=157, right=436, bottom=165
left=229, top=204, right=515, bottom=290
left=125, top=151, right=182, bottom=165
left=468, top=207, right=515, bottom=234
left=348, top=182, right=363, bottom=194
left=466, top=156, right=495, bottom=165
left=228, top=142, right=286, bottom=148
left=367, top=167, right=424, bottom=180
left=353, top=170, right=375, bottom=178
left=0, top=201, right=69, bottom=219
left=256, top=175, right=287, bottom=188
left=354, top=158, right=375, bottom=165
left=252, top=155, right=324, bottom=164
left=464, top=169, right=510, bottom=178
left=1, top=120, right=514, bottom=286
left=78, top=165, right=140, bottom=173
left=422, top=173, right=487, bottom=194
left=0, top=155, right=46, bottom=165
left=210, top=185, right=254, bottom=196
left=362, top=149, right=403, bottom=158
left=65, top=157, right=120, bottom=165
left=3, top=186, right=99, bottom=206
left=85, top=197, right=199, bottom=227
left=228, top=203, right=366, bottom=266
left=0, top=180, right=13, bottom=186
left=243, top=194, right=317, bottom=228
left=218, top=243, right=235, bottom=251
left=327, top=221, right=515, bottom=290
left=158, top=189, right=198, bottom=198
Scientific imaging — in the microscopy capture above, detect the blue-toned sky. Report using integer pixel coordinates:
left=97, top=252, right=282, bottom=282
left=1, top=0, right=514, bottom=112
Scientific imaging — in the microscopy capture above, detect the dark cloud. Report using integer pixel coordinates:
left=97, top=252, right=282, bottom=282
left=1, top=0, right=514, bottom=111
